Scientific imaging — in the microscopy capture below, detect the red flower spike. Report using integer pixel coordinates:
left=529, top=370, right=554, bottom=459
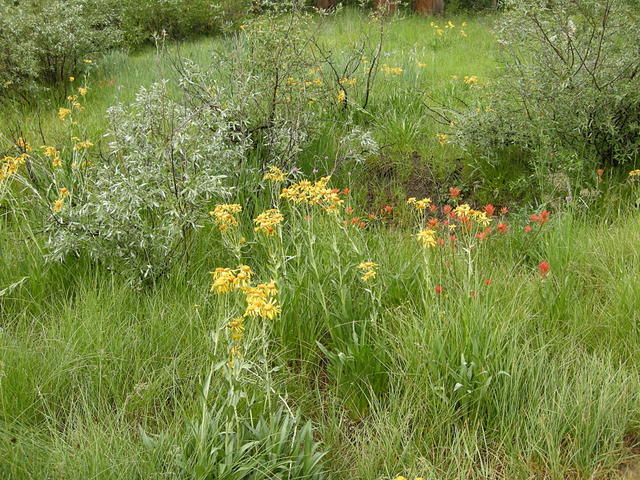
left=500, top=207, right=508, bottom=215
left=435, top=285, right=444, bottom=294
left=443, top=205, right=452, bottom=214
left=496, top=223, right=509, bottom=233
left=524, top=225, right=532, bottom=233
left=449, top=188, right=461, bottom=198
left=484, top=204, right=495, bottom=216
left=485, top=279, right=492, bottom=286
left=538, top=260, right=550, bottom=278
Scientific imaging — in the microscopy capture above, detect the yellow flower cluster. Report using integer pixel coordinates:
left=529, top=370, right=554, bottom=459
left=210, top=264, right=254, bottom=293
left=454, top=204, right=491, bottom=226
left=253, top=208, right=284, bottom=236
left=244, top=281, right=281, bottom=319
left=0, top=154, right=27, bottom=181
left=280, top=177, right=343, bottom=212
left=407, top=197, right=432, bottom=211
left=463, top=75, right=478, bottom=85
left=381, top=64, right=403, bottom=76
left=66, top=95, right=85, bottom=112
left=340, top=77, right=357, bottom=86
left=228, top=317, right=245, bottom=342
left=435, top=133, right=448, bottom=146
left=263, top=165, right=287, bottom=183
left=336, top=90, right=346, bottom=104
left=41, top=145, right=62, bottom=167
left=416, top=227, right=437, bottom=248
left=52, top=187, right=70, bottom=213
left=73, top=140, right=93, bottom=151
left=629, top=170, right=640, bottom=177
left=210, top=204, right=242, bottom=231
left=357, top=261, right=379, bottom=282
left=58, top=108, right=72, bottom=121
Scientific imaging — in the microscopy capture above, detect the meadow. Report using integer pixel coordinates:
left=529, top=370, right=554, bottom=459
left=1, top=5, right=640, bottom=480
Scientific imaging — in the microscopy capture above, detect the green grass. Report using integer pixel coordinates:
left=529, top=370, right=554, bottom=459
left=1, top=9, right=640, bottom=480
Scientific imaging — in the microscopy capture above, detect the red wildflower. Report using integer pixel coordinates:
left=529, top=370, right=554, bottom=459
left=435, top=285, right=444, bottom=294
left=484, top=279, right=492, bottom=286
left=476, top=232, right=487, bottom=240
left=443, top=205, right=452, bottom=214
left=428, top=218, right=439, bottom=228
left=596, top=169, right=604, bottom=176
left=449, top=234, right=456, bottom=243
left=449, top=187, right=461, bottom=198
left=429, top=204, right=438, bottom=212
left=437, top=237, right=445, bottom=246
left=524, top=225, right=532, bottom=233
left=351, top=217, right=360, bottom=224
left=539, top=210, right=550, bottom=225
left=330, top=188, right=340, bottom=194
left=368, top=214, right=376, bottom=220
left=358, top=222, right=367, bottom=228
left=500, top=206, right=508, bottom=214
left=341, top=188, right=351, bottom=194
left=383, top=205, right=393, bottom=213
left=530, top=214, right=539, bottom=223
left=484, top=204, right=495, bottom=216
left=496, top=222, right=509, bottom=233
left=345, top=206, right=354, bottom=215
left=538, top=260, right=550, bottom=278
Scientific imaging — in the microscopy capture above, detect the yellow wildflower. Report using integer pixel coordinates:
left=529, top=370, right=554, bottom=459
left=407, top=197, right=431, bottom=211
left=52, top=199, right=64, bottom=213
left=435, top=134, right=448, bottom=146
left=416, top=228, right=437, bottom=248
left=253, top=208, right=284, bottom=236
left=73, top=140, right=93, bottom=150
left=263, top=165, right=286, bottom=183
left=58, top=108, right=71, bottom=121
left=78, top=87, right=88, bottom=96
left=629, top=170, right=640, bottom=177
left=357, top=261, right=379, bottom=282
left=210, top=204, right=242, bottom=231
left=336, top=90, right=346, bottom=104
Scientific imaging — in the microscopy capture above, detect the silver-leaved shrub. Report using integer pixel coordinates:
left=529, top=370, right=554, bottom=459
left=45, top=81, right=250, bottom=282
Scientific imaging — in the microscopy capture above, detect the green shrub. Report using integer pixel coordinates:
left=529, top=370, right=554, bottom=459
left=454, top=0, right=640, bottom=193
left=0, top=0, right=122, bottom=97
left=115, top=0, right=251, bottom=46
left=33, top=81, right=250, bottom=282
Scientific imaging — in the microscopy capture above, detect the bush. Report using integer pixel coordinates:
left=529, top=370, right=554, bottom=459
left=0, top=0, right=122, bottom=98
left=38, top=81, right=250, bottom=282
left=116, top=0, right=251, bottom=46
left=454, top=0, right=640, bottom=193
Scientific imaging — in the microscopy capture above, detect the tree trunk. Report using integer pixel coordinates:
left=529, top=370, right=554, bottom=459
left=414, top=0, right=444, bottom=14
left=316, top=0, right=335, bottom=9
left=374, top=0, right=397, bottom=15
